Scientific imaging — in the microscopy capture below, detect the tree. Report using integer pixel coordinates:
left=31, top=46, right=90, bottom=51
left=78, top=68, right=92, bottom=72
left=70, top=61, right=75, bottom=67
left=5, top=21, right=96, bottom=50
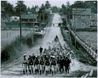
left=34, top=5, right=39, bottom=12
left=15, top=1, right=27, bottom=15
left=40, top=4, right=45, bottom=12
left=1, top=1, right=14, bottom=16
left=51, top=6, right=59, bottom=13
left=61, top=4, right=67, bottom=14
left=66, top=1, right=70, bottom=8
left=45, top=1, right=51, bottom=9
left=62, top=4, right=66, bottom=9
left=31, top=6, right=36, bottom=13
left=71, top=1, right=97, bottom=13
left=66, top=1, right=72, bottom=19
left=38, top=3, right=49, bottom=23
left=38, top=4, right=45, bottom=22
left=71, top=1, right=86, bottom=8
left=27, top=7, right=31, bottom=12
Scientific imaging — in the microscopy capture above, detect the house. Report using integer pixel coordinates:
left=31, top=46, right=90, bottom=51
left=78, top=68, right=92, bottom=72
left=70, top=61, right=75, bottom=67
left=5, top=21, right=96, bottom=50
left=21, top=13, right=39, bottom=27
left=90, top=14, right=97, bottom=27
left=72, top=8, right=91, bottom=29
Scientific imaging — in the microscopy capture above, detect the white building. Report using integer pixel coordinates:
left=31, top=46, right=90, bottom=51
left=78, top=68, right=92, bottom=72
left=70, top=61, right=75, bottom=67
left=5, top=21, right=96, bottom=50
left=10, top=16, right=19, bottom=22
left=72, top=8, right=91, bottom=29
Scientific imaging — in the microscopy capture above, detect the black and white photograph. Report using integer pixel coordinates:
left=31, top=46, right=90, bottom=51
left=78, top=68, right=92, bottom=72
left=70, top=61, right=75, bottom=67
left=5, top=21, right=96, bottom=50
left=1, top=0, right=97, bottom=78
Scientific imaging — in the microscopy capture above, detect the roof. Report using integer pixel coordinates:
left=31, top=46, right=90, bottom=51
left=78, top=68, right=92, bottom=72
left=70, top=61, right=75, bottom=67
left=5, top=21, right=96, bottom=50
left=72, top=8, right=91, bottom=15
left=21, top=13, right=38, bottom=19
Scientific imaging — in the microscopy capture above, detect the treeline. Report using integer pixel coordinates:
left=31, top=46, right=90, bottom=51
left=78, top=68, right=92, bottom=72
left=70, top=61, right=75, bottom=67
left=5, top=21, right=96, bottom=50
left=1, top=1, right=27, bottom=16
left=1, top=1, right=52, bottom=27
left=61, top=1, right=97, bottom=18
left=1, top=1, right=51, bottom=17
left=60, top=1, right=97, bottom=26
left=71, top=1, right=97, bottom=13
left=38, top=1, right=51, bottom=22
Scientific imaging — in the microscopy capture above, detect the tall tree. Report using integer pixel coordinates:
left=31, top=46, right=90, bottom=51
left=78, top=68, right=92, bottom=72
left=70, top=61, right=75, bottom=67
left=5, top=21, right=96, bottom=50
left=15, top=1, right=27, bottom=15
left=71, top=1, right=86, bottom=8
left=66, top=1, right=70, bottom=8
left=1, top=1, right=14, bottom=16
left=38, top=4, right=45, bottom=21
left=31, top=6, right=36, bottom=13
left=71, top=1, right=97, bottom=13
left=38, top=3, right=49, bottom=22
left=66, top=1, right=72, bottom=19
left=51, top=6, right=59, bottom=13
left=38, top=4, right=45, bottom=13
left=61, top=4, right=67, bottom=14
left=45, top=1, right=51, bottom=9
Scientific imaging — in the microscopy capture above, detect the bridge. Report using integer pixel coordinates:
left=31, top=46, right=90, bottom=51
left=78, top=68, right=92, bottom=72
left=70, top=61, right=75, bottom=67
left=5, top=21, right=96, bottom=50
left=67, top=24, right=97, bottom=61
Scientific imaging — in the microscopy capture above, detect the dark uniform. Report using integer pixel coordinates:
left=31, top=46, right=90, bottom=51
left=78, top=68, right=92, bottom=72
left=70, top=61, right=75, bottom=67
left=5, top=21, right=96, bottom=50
left=39, top=47, right=43, bottom=55
left=59, top=57, right=64, bottom=73
left=28, top=55, right=33, bottom=74
left=23, top=55, right=28, bottom=74
left=65, top=57, right=71, bottom=73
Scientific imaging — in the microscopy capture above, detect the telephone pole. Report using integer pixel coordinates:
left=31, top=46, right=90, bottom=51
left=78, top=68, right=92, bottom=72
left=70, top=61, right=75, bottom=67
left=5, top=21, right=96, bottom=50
left=18, top=1, right=22, bottom=49
left=19, top=2, right=22, bottom=43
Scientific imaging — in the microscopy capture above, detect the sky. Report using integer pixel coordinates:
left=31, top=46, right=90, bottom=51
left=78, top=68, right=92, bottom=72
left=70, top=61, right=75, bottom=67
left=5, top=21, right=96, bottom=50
left=6, top=0, right=89, bottom=8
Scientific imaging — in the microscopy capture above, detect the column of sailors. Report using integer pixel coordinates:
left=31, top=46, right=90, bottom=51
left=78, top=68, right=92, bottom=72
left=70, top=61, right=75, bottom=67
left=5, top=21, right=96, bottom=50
left=22, top=47, right=71, bottom=75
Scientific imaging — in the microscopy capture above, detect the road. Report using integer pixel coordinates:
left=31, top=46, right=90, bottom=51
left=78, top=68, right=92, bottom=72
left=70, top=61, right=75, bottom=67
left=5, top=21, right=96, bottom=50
left=1, top=13, right=97, bottom=78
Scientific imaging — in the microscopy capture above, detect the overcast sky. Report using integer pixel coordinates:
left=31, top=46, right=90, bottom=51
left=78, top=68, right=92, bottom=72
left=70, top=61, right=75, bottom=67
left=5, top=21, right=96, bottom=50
left=7, top=0, right=89, bottom=8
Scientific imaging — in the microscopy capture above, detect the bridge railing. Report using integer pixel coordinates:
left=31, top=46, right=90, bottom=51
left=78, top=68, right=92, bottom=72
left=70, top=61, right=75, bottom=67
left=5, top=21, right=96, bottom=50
left=67, top=25, right=97, bottom=61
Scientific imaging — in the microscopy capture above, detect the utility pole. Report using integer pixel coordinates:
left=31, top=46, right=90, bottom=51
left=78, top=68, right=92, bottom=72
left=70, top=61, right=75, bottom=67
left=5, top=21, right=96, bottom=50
left=74, top=9, right=77, bottom=49
left=43, top=12, right=44, bottom=22
left=19, top=2, right=22, bottom=47
left=75, top=25, right=76, bottom=48
left=72, top=9, right=76, bottom=48
left=66, top=11, right=72, bottom=47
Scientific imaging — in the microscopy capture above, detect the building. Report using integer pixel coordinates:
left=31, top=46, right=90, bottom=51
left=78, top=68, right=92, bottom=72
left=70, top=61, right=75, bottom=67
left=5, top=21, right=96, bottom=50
left=21, top=13, right=39, bottom=27
left=72, top=8, right=91, bottom=29
left=10, top=16, right=19, bottom=22
left=90, top=14, right=97, bottom=27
